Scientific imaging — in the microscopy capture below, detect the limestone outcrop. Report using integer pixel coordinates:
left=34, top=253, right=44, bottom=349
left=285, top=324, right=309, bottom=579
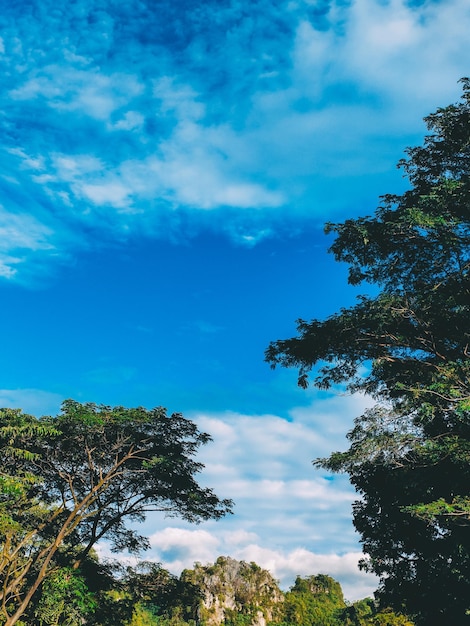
left=182, top=556, right=284, bottom=626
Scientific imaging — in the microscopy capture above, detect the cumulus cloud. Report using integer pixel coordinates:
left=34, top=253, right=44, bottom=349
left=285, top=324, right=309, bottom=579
left=140, top=525, right=377, bottom=600
left=235, top=545, right=377, bottom=601
left=188, top=395, right=374, bottom=550
left=127, top=392, right=378, bottom=599
left=149, top=527, right=221, bottom=569
left=16, top=382, right=378, bottom=599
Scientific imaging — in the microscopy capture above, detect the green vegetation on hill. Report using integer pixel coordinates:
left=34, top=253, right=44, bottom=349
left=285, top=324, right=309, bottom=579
left=7, top=553, right=413, bottom=625
left=121, top=557, right=413, bottom=626
left=280, top=574, right=345, bottom=626
left=181, top=556, right=284, bottom=626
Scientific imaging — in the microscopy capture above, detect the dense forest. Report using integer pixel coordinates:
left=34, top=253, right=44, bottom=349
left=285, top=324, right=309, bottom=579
left=16, top=554, right=415, bottom=626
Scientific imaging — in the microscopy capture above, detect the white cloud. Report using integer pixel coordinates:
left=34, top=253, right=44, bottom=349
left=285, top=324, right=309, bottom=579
left=195, top=392, right=374, bottom=482
left=235, top=545, right=377, bottom=601
left=0, top=206, right=55, bottom=278
left=141, top=526, right=377, bottom=601
left=0, top=206, right=53, bottom=252
left=11, top=384, right=379, bottom=600
left=81, top=180, right=133, bottom=209
left=148, top=527, right=221, bottom=571
left=290, top=0, right=470, bottom=127
left=341, top=0, right=470, bottom=102
left=153, top=76, right=205, bottom=122
left=52, top=154, right=103, bottom=177
left=3, top=0, right=470, bottom=279
left=129, top=393, right=378, bottom=597
left=0, top=388, right=63, bottom=415
left=111, top=111, right=144, bottom=131
left=147, top=148, right=285, bottom=210
left=0, top=255, right=21, bottom=279
left=10, top=66, right=144, bottom=122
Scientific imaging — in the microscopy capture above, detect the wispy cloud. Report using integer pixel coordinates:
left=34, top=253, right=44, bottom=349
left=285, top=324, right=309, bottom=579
left=0, top=206, right=55, bottom=279
left=2, top=0, right=470, bottom=281
left=0, top=388, right=63, bottom=416
left=84, top=366, right=137, bottom=386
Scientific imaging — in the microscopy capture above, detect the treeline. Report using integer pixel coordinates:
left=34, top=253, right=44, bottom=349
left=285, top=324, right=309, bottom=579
left=21, top=554, right=414, bottom=626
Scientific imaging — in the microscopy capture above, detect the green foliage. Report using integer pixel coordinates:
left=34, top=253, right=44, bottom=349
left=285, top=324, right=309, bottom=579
left=266, top=80, right=470, bottom=624
left=223, top=609, right=253, bottom=626
left=0, top=401, right=232, bottom=625
left=279, top=574, right=346, bottom=626
left=18, top=553, right=409, bottom=626
left=121, top=557, right=412, bottom=626
left=33, top=567, right=96, bottom=625
left=370, top=611, right=414, bottom=626
left=127, top=603, right=160, bottom=626
left=123, top=560, right=201, bottom=624
left=340, top=598, right=375, bottom=625
left=273, top=578, right=411, bottom=626
left=339, top=599, right=413, bottom=626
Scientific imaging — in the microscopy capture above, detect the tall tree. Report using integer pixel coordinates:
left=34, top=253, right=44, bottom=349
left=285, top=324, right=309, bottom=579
left=266, top=80, right=470, bottom=624
left=0, top=400, right=232, bottom=625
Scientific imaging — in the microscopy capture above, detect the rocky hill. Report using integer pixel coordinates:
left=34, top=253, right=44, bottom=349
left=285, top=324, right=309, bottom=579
left=126, top=556, right=414, bottom=626
left=182, top=556, right=284, bottom=626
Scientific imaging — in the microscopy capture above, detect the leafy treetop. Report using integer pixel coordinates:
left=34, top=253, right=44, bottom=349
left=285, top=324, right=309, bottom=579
left=0, top=400, right=232, bottom=625
left=266, top=78, right=470, bottom=416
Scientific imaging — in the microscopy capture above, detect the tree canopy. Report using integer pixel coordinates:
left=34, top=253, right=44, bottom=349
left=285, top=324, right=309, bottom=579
left=0, top=400, right=232, bottom=625
left=120, top=557, right=413, bottom=626
left=266, top=79, right=470, bottom=624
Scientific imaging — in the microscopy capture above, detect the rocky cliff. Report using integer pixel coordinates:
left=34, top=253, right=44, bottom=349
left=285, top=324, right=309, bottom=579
left=182, top=556, right=284, bottom=626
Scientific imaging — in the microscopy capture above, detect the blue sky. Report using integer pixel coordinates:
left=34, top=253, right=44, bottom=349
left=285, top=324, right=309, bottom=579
left=2, top=0, right=470, bottom=601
